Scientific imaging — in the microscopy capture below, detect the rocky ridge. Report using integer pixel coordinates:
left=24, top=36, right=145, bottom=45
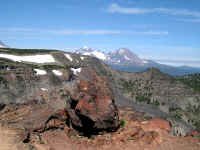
left=0, top=48, right=120, bottom=149
left=109, top=67, right=200, bottom=135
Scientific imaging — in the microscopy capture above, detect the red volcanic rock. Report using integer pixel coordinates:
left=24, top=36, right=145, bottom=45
left=186, top=130, right=200, bottom=137
left=140, top=131, right=160, bottom=145
left=67, top=70, right=120, bottom=134
left=138, top=118, right=170, bottom=144
left=140, top=118, right=171, bottom=133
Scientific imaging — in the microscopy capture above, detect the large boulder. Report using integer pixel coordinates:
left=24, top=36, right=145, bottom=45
left=66, top=69, right=119, bottom=135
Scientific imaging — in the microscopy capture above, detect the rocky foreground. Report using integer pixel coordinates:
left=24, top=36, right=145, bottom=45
left=0, top=48, right=200, bottom=150
left=0, top=107, right=200, bottom=150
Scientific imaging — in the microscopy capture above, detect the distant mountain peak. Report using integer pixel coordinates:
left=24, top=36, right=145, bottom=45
left=118, top=48, right=128, bottom=54
left=76, top=46, right=107, bottom=60
left=74, top=47, right=150, bottom=66
left=82, top=45, right=90, bottom=51
left=112, top=48, right=131, bottom=55
left=83, top=45, right=89, bottom=49
left=0, top=40, right=8, bottom=48
left=107, top=48, right=149, bottom=66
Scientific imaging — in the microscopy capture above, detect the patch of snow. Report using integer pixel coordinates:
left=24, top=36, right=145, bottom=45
left=83, top=52, right=92, bottom=56
left=41, top=88, right=48, bottom=91
left=34, top=69, right=47, bottom=75
left=0, top=54, right=55, bottom=63
left=71, top=68, right=82, bottom=75
left=119, top=49, right=125, bottom=54
left=124, top=55, right=131, bottom=60
left=143, top=60, right=149, bottom=64
left=80, top=56, right=85, bottom=60
left=52, top=70, right=63, bottom=76
left=92, top=51, right=106, bottom=60
left=83, top=45, right=89, bottom=50
left=65, top=54, right=73, bottom=61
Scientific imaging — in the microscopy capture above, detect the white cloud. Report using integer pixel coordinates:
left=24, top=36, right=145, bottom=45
left=107, top=3, right=200, bottom=18
left=0, top=28, right=168, bottom=36
left=0, top=28, right=35, bottom=32
left=49, top=29, right=121, bottom=35
left=0, top=28, right=121, bottom=35
left=140, top=54, right=200, bottom=67
left=180, top=18, right=200, bottom=23
left=107, top=3, right=152, bottom=14
left=156, top=8, right=200, bottom=17
left=49, top=29, right=168, bottom=36
left=155, top=60, right=200, bottom=68
left=131, top=31, right=168, bottom=35
left=137, top=45, right=200, bottom=67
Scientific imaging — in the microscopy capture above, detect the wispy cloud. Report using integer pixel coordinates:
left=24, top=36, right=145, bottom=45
left=180, top=18, right=200, bottom=23
left=49, top=29, right=121, bottom=35
left=107, top=3, right=200, bottom=18
left=49, top=29, right=168, bottom=36
left=107, top=3, right=152, bottom=14
left=155, top=59, right=200, bottom=67
left=131, top=31, right=168, bottom=35
left=0, top=28, right=168, bottom=36
left=109, top=0, right=136, bottom=5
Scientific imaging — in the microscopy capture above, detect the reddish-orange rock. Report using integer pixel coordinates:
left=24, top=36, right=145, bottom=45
left=186, top=130, right=200, bottom=137
left=67, top=70, right=120, bottom=134
left=140, top=118, right=171, bottom=133
left=140, top=131, right=160, bottom=145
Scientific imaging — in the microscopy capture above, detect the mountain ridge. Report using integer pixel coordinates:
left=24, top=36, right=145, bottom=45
left=74, top=46, right=200, bottom=75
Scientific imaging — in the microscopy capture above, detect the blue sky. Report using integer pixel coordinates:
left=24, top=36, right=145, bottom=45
left=0, top=0, right=200, bottom=67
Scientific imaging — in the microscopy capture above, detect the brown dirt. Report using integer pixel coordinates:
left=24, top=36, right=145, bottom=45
left=0, top=125, right=27, bottom=150
left=0, top=126, right=18, bottom=150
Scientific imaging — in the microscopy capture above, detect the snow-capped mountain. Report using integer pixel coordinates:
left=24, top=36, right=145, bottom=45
left=72, top=46, right=200, bottom=75
left=75, top=46, right=107, bottom=60
left=75, top=46, right=149, bottom=65
left=0, top=41, right=8, bottom=48
left=106, top=48, right=149, bottom=66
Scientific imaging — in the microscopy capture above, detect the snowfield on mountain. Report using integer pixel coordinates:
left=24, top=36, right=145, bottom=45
left=0, top=53, right=55, bottom=63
